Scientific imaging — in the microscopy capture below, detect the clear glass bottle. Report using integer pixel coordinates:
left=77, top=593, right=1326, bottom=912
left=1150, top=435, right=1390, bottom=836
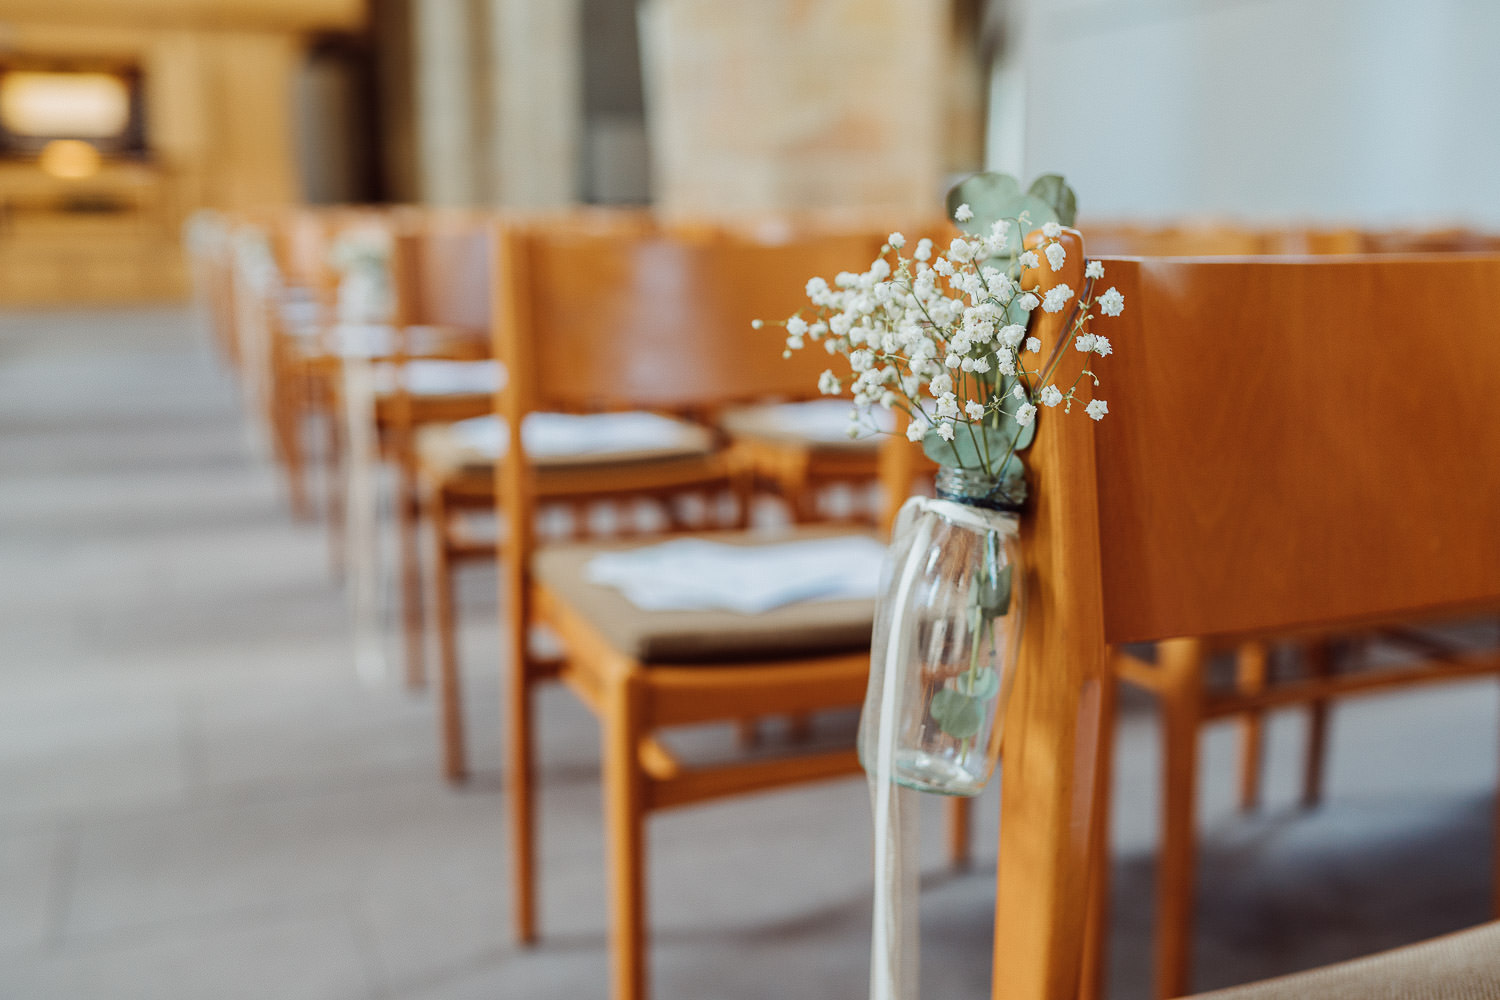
left=858, top=467, right=1027, bottom=796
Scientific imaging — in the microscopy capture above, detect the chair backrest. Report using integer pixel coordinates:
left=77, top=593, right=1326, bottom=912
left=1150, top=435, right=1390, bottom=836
left=494, top=222, right=887, bottom=414
left=396, top=212, right=494, bottom=334
left=991, top=238, right=1500, bottom=999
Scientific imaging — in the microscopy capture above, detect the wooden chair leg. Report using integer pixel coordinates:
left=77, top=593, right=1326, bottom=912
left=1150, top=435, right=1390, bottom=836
left=273, top=376, right=311, bottom=520
left=431, top=490, right=467, bottom=782
left=324, top=404, right=345, bottom=580
left=1080, top=670, right=1118, bottom=1000
left=1302, top=639, right=1335, bottom=809
left=1155, top=638, right=1206, bottom=1000
left=1494, top=668, right=1500, bottom=918
left=603, top=671, right=648, bottom=1000
left=397, top=456, right=425, bottom=690
left=945, top=797, right=972, bottom=870
left=734, top=718, right=761, bottom=749
left=507, top=611, right=543, bottom=947
left=1235, top=642, right=1270, bottom=812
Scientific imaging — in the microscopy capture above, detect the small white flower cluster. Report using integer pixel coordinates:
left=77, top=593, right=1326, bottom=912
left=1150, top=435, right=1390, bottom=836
left=765, top=203, right=1124, bottom=476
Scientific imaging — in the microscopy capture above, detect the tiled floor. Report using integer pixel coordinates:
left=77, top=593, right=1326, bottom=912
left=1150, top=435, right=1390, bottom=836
left=0, top=305, right=1495, bottom=999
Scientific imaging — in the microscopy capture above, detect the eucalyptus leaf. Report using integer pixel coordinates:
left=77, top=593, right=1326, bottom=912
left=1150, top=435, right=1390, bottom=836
left=931, top=689, right=984, bottom=740
left=945, top=172, right=1023, bottom=238
left=1013, top=195, right=1062, bottom=238
left=963, top=667, right=1001, bottom=701
left=976, top=564, right=1014, bottom=621
left=1027, top=174, right=1078, bottom=226
left=920, top=423, right=1015, bottom=472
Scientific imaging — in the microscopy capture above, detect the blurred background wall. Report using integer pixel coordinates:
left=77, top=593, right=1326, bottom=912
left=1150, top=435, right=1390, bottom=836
left=6, top=0, right=1499, bottom=306
left=997, top=0, right=1500, bottom=226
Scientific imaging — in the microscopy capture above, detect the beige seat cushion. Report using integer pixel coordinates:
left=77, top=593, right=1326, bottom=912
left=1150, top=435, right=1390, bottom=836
left=416, top=412, right=716, bottom=478
left=1190, top=921, right=1500, bottom=1000
left=532, top=527, right=878, bottom=663
left=719, top=400, right=891, bottom=451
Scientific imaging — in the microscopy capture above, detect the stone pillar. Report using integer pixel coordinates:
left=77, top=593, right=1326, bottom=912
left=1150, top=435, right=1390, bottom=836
left=638, top=0, right=950, bottom=219
left=412, top=0, right=482, bottom=204
left=482, top=0, right=583, bottom=207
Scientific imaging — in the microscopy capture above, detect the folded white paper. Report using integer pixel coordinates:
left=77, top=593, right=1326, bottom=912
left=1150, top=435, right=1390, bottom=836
left=450, top=412, right=706, bottom=460
left=751, top=399, right=895, bottom=442
left=585, top=535, right=886, bottom=614
left=374, top=359, right=504, bottom=396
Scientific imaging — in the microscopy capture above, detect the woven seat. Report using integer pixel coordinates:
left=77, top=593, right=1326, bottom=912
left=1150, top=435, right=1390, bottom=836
left=1189, top=921, right=1500, bottom=1000
left=532, top=526, right=878, bottom=663
left=415, top=412, right=717, bottom=478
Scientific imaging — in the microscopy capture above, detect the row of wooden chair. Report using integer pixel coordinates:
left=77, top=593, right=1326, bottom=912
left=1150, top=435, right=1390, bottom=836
left=189, top=207, right=1500, bottom=1000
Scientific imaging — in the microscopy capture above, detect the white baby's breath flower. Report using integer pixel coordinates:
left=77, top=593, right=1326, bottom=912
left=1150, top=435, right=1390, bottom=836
left=1086, top=399, right=1109, bottom=421
left=888, top=232, right=905, bottom=249
left=1099, top=287, right=1125, bottom=316
left=1011, top=383, right=1026, bottom=401
left=1040, top=385, right=1064, bottom=407
left=965, top=400, right=985, bottom=420
left=1014, top=403, right=1038, bottom=427
left=751, top=319, right=764, bottom=329
left=990, top=219, right=1011, bottom=242
left=936, top=393, right=959, bottom=418
left=906, top=422, right=925, bottom=442
left=914, top=238, right=933, bottom=262
left=944, top=354, right=962, bottom=369
left=1016, top=292, right=1039, bottom=312
left=1042, top=284, right=1074, bottom=313
left=970, top=356, right=991, bottom=373
left=1044, top=242, right=1066, bottom=272
left=937, top=422, right=956, bottom=441
left=1074, top=334, right=1096, bottom=353
left=954, top=203, right=974, bottom=223
left=997, top=324, right=1026, bottom=349
left=948, top=238, right=974, bottom=263
left=1042, top=221, right=1062, bottom=239
left=1025, top=336, right=1041, bottom=354
left=786, top=316, right=807, bottom=337
left=933, top=257, right=954, bottom=277
left=1019, top=250, right=1039, bottom=270
left=1085, top=260, right=1105, bottom=279
left=1091, top=335, right=1113, bottom=357
left=928, top=373, right=953, bottom=397
left=818, top=370, right=841, bottom=395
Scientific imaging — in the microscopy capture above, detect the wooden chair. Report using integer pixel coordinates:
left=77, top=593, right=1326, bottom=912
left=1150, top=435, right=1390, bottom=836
left=415, top=218, right=893, bottom=781
left=491, top=221, right=966, bottom=1000
left=985, top=235, right=1500, bottom=1000
left=712, top=217, right=946, bottom=525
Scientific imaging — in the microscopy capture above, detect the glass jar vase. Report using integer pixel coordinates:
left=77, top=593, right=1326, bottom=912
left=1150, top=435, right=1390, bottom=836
left=858, top=467, right=1028, bottom=796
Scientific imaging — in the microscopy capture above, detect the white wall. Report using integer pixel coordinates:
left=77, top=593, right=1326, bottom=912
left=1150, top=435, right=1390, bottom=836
left=994, top=0, right=1500, bottom=225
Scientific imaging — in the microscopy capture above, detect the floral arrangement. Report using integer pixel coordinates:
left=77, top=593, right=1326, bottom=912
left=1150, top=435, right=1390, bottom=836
left=758, top=173, right=1122, bottom=509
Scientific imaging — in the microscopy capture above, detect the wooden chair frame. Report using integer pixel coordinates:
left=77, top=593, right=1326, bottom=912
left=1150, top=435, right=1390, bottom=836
left=987, top=241, right=1500, bottom=1000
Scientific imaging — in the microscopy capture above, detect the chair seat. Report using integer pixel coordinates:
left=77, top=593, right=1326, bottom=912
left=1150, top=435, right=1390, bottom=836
left=719, top=399, right=891, bottom=452
left=1189, top=921, right=1500, bottom=1000
left=374, top=359, right=504, bottom=397
left=533, top=526, right=879, bottom=663
left=416, top=412, right=718, bottom=479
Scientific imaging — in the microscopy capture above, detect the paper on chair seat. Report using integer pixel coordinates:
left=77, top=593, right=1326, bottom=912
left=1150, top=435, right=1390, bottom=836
left=761, top=399, right=895, bottom=442
left=584, top=535, right=887, bottom=614
left=374, top=359, right=504, bottom=396
left=450, top=411, right=710, bottom=461
left=329, top=324, right=469, bottom=359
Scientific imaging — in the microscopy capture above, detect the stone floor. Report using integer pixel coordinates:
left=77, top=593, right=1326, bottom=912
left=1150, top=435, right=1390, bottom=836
left=0, top=304, right=1494, bottom=999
